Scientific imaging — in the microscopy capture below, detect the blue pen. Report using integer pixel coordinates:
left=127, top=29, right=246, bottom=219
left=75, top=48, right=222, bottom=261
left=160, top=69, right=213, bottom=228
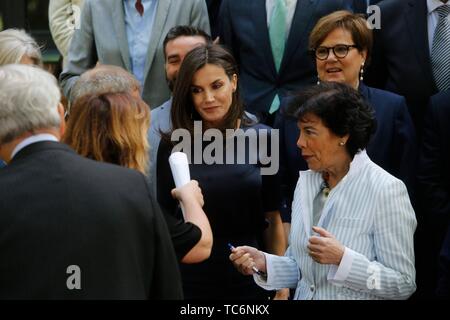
left=228, top=243, right=266, bottom=276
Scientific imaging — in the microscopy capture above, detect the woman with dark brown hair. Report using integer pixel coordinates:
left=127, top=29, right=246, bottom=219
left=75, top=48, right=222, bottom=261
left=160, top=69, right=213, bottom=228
left=157, top=44, right=286, bottom=300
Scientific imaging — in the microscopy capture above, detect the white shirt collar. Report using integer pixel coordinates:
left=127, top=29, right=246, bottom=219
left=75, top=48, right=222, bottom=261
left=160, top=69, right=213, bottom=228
left=428, top=0, right=450, bottom=15
left=11, top=134, right=59, bottom=159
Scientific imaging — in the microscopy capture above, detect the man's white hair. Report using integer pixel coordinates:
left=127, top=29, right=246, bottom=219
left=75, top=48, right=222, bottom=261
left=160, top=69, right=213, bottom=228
left=0, top=64, right=61, bottom=144
left=0, top=29, right=42, bottom=66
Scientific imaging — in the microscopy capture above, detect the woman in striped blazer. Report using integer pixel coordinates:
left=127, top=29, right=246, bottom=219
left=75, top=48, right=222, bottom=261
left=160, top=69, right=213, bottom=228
left=230, top=82, right=417, bottom=299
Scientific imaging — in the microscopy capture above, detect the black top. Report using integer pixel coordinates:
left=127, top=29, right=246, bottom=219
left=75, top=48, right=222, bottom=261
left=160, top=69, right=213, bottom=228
left=163, top=209, right=201, bottom=261
left=157, top=123, right=280, bottom=299
left=0, top=141, right=183, bottom=299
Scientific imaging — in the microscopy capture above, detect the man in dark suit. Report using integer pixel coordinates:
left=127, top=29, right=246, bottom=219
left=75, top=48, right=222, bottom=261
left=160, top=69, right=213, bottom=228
left=418, top=89, right=450, bottom=299
left=205, top=0, right=222, bottom=39
left=218, top=0, right=366, bottom=124
left=0, top=64, right=189, bottom=299
left=366, top=0, right=450, bottom=134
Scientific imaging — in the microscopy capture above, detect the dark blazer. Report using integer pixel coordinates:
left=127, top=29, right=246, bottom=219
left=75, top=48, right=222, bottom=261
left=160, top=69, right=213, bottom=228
left=365, top=0, right=437, bottom=132
left=276, top=83, right=417, bottom=222
left=417, top=90, right=450, bottom=299
left=413, top=90, right=450, bottom=299
left=437, top=229, right=450, bottom=298
left=0, top=141, right=183, bottom=299
left=218, top=0, right=366, bottom=114
left=418, top=90, right=450, bottom=226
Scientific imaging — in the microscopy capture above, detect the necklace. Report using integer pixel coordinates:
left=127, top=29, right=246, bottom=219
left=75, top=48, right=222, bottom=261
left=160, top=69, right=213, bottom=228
left=321, top=171, right=331, bottom=197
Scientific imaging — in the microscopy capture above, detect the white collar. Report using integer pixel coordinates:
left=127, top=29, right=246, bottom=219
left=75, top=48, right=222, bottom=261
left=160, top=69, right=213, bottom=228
left=427, top=0, right=450, bottom=15
left=11, top=134, right=59, bottom=159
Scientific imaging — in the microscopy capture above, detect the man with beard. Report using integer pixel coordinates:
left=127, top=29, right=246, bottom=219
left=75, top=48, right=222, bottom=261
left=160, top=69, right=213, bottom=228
left=148, top=26, right=211, bottom=193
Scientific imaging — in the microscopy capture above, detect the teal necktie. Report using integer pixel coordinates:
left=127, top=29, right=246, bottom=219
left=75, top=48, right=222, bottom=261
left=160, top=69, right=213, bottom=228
left=268, top=0, right=287, bottom=114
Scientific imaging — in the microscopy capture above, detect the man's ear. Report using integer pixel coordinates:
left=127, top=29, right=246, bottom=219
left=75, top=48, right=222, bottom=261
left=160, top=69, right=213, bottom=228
left=58, top=103, right=66, bottom=137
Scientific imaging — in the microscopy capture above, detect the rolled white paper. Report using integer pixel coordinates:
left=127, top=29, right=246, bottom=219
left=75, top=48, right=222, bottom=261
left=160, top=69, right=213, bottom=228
left=169, top=152, right=191, bottom=219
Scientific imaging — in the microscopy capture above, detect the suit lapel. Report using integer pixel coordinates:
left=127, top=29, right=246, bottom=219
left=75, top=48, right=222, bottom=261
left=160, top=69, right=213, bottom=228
left=298, top=170, right=322, bottom=237
left=280, top=0, right=317, bottom=74
left=253, top=0, right=277, bottom=76
left=112, top=0, right=132, bottom=71
left=405, top=0, right=435, bottom=88
left=143, top=0, right=171, bottom=86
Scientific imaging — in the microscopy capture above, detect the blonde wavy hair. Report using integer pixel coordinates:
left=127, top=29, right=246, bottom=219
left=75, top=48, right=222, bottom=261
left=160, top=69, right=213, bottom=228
left=63, top=92, right=150, bottom=175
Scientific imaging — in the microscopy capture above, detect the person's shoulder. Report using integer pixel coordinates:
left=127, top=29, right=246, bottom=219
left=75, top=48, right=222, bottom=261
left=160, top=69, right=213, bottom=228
left=151, top=99, right=172, bottom=117
left=242, top=122, right=273, bottom=132
left=430, top=90, right=450, bottom=110
left=70, top=153, right=145, bottom=183
left=378, top=0, right=409, bottom=12
left=363, top=154, right=406, bottom=188
left=366, top=85, right=406, bottom=109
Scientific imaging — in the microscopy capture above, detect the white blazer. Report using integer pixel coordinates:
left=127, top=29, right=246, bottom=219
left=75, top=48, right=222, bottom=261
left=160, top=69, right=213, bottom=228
left=255, top=151, right=417, bottom=299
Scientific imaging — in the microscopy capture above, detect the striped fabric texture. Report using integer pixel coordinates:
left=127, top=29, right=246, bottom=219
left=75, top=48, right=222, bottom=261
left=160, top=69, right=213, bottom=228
left=255, top=151, right=417, bottom=299
left=431, top=5, right=450, bottom=91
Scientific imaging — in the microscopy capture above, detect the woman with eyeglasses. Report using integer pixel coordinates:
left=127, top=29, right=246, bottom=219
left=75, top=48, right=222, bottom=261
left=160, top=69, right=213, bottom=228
left=274, top=11, right=417, bottom=240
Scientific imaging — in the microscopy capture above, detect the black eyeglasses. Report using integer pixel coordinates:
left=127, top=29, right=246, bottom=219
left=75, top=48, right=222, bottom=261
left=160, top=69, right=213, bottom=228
left=313, top=44, right=359, bottom=60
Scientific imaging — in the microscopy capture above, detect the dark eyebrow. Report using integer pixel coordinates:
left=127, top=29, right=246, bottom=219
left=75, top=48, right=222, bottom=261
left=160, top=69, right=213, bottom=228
left=192, top=78, right=222, bottom=87
left=167, top=54, right=180, bottom=61
left=299, top=124, right=317, bottom=131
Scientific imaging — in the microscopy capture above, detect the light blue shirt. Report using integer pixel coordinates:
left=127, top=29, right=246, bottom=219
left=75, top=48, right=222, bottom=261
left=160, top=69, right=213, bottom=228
left=123, top=0, right=158, bottom=87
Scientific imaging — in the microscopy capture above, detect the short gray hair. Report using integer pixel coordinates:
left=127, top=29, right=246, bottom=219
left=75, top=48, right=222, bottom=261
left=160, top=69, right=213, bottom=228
left=0, top=29, right=43, bottom=66
left=71, top=65, right=141, bottom=102
left=0, top=64, right=61, bottom=144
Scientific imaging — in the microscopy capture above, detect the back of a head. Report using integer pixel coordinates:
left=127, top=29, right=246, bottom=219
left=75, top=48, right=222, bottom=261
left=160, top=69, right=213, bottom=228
left=64, top=92, right=150, bottom=174
left=70, top=65, right=141, bottom=103
left=0, top=64, right=61, bottom=145
left=0, top=29, right=43, bottom=66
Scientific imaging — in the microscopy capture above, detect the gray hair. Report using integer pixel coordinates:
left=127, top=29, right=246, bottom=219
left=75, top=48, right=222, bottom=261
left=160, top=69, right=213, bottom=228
left=0, top=29, right=43, bottom=66
left=0, top=64, right=61, bottom=144
left=70, top=65, right=141, bottom=103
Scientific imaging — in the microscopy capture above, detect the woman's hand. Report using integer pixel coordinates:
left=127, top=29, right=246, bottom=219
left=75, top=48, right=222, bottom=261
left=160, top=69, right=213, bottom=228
left=171, top=180, right=204, bottom=207
left=229, top=246, right=266, bottom=276
left=307, top=226, right=345, bottom=265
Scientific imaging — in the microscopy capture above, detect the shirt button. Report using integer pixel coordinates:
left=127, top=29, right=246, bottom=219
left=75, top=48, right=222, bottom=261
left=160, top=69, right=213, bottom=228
left=310, top=285, right=315, bottom=292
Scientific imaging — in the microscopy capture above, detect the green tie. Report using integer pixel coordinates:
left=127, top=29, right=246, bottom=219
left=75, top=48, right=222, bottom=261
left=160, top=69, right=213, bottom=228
left=268, top=0, right=287, bottom=114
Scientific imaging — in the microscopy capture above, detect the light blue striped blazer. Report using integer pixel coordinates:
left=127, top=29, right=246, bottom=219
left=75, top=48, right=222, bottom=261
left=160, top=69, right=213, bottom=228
left=255, top=151, right=417, bottom=299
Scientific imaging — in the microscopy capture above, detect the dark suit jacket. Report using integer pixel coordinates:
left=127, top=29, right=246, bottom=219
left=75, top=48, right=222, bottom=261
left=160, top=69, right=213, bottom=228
left=206, top=0, right=222, bottom=39
left=276, top=83, right=417, bottom=222
left=365, top=0, right=437, bottom=133
left=218, top=0, right=366, bottom=114
left=418, top=90, right=450, bottom=226
left=437, top=228, right=450, bottom=298
left=417, top=91, right=450, bottom=296
left=0, top=141, right=183, bottom=299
